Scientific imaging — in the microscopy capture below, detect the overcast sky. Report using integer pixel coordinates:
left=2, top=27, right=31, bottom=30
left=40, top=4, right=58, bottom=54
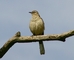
left=0, top=0, right=74, bottom=60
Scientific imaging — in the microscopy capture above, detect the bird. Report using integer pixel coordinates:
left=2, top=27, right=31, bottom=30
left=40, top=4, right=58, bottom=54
left=29, top=10, right=45, bottom=55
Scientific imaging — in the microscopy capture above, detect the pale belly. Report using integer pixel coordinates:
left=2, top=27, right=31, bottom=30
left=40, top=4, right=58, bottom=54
left=29, top=20, right=44, bottom=35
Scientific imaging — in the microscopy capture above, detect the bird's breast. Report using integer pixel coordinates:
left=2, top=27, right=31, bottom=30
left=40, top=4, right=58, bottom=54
left=29, top=19, right=44, bottom=35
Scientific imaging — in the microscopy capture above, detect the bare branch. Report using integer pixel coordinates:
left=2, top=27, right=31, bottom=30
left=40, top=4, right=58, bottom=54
left=0, top=30, right=74, bottom=58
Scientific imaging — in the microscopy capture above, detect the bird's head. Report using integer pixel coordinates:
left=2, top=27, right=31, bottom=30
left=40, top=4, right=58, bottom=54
left=29, top=10, right=40, bottom=16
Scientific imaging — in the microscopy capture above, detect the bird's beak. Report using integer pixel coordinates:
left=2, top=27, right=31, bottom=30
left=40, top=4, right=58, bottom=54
left=29, top=12, right=32, bottom=13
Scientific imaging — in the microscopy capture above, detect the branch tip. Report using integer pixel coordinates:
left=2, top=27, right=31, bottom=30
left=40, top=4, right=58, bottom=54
left=15, top=31, right=21, bottom=37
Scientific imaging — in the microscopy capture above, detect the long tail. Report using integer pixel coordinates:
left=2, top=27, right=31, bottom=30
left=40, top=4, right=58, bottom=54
left=39, top=41, right=45, bottom=55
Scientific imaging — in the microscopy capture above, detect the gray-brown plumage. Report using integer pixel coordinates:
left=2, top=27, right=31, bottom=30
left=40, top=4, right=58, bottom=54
left=29, top=10, right=45, bottom=54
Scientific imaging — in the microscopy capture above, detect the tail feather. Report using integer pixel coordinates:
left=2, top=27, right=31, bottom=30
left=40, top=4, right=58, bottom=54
left=39, top=41, right=45, bottom=55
